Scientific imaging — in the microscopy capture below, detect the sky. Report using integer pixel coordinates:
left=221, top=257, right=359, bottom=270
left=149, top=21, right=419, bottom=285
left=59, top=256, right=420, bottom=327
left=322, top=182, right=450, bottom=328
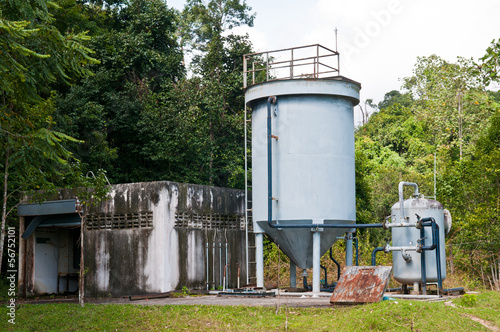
left=166, top=0, right=500, bottom=119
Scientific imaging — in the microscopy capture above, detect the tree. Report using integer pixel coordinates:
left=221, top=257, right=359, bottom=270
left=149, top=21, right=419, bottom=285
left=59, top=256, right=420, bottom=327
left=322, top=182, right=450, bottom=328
left=377, top=90, right=414, bottom=109
left=358, top=99, right=376, bottom=126
left=54, top=0, right=185, bottom=183
left=179, top=0, right=255, bottom=186
left=479, top=38, right=500, bottom=85
left=403, top=55, right=491, bottom=160
left=1, top=0, right=100, bottom=271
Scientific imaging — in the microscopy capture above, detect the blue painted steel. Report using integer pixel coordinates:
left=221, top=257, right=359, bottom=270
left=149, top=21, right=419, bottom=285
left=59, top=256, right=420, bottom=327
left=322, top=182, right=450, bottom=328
left=18, top=199, right=78, bottom=216
left=371, top=247, right=385, bottom=266
left=21, top=214, right=81, bottom=239
left=247, top=78, right=361, bottom=269
left=267, top=96, right=276, bottom=229
left=391, top=199, right=447, bottom=284
left=329, top=248, right=341, bottom=281
left=420, top=217, right=443, bottom=292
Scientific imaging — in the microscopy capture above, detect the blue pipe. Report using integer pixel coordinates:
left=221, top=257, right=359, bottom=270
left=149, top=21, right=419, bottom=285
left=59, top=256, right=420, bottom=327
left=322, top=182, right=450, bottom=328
left=419, top=225, right=427, bottom=294
left=420, top=217, right=443, bottom=291
left=320, top=264, right=328, bottom=287
left=329, top=248, right=341, bottom=281
left=371, top=247, right=385, bottom=266
left=268, top=222, right=385, bottom=229
left=267, top=96, right=276, bottom=228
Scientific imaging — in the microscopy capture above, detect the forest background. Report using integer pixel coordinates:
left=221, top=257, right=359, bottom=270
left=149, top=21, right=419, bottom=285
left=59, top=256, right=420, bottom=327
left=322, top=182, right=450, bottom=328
left=1, top=0, right=499, bottom=290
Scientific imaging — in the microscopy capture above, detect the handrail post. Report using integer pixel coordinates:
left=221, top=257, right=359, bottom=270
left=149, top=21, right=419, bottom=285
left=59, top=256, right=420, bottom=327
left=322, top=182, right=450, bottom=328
left=243, top=55, right=247, bottom=88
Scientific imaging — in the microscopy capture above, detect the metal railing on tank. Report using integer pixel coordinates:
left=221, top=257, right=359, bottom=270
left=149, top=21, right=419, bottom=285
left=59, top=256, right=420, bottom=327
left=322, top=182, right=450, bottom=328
left=243, top=44, right=340, bottom=88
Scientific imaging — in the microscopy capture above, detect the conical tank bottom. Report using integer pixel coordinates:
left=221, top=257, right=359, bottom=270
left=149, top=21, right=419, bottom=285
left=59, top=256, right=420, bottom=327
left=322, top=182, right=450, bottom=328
left=257, top=219, right=354, bottom=269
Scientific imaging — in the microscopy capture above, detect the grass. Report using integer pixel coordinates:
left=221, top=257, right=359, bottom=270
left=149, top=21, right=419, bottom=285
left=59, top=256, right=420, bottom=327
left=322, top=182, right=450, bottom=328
left=0, top=292, right=498, bottom=331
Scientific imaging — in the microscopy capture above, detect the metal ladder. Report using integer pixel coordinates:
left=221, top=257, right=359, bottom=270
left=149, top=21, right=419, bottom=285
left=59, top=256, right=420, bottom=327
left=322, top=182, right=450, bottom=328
left=244, top=105, right=256, bottom=285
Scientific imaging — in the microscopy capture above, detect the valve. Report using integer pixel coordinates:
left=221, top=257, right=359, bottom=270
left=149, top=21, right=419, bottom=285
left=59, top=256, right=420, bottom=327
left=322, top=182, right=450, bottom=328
left=416, top=236, right=427, bottom=253
left=415, top=214, right=423, bottom=230
left=383, top=238, right=391, bottom=253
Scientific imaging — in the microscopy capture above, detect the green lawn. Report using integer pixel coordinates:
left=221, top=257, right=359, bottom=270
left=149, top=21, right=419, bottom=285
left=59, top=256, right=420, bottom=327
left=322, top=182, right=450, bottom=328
left=0, top=292, right=498, bottom=331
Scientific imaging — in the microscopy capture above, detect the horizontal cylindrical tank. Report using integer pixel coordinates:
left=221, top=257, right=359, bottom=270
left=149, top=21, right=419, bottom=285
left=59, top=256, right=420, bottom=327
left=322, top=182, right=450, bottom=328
left=391, top=198, right=447, bottom=284
left=246, top=77, right=361, bottom=268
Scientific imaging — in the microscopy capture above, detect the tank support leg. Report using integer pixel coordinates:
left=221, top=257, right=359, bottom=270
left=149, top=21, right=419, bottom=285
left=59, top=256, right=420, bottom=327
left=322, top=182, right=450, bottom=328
left=290, top=261, right=297, bottom=288
left=345, top=231, right=354, bottom=266
left=313, top=231, right=321, bottom=294
left=256, top=233, right=264, bottom=288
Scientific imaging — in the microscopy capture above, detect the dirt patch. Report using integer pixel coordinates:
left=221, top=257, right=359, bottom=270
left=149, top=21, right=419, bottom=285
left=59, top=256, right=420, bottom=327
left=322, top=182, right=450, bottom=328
left=461, top=313, right=500, bottom=332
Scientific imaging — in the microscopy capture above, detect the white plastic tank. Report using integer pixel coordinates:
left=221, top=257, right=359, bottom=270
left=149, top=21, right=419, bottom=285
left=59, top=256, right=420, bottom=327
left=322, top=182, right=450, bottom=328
left=391, top=198, right=448, bottom=284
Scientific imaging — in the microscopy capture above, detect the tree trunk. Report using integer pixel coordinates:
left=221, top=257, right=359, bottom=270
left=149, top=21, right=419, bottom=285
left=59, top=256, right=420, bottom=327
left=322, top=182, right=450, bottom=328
left=498, top=252, right=500, bottom=291
left=458, top=92, right=463, bottom=161
left=449, top=243, right=454, bottom=275
left=0, top=148, right=10, bottom=271
left=209, top=121, right=214, bottom=185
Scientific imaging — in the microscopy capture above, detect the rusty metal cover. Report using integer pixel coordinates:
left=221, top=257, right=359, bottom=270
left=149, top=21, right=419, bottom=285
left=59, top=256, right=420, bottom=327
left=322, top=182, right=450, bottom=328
left=330, top=266, right=392, bottom=304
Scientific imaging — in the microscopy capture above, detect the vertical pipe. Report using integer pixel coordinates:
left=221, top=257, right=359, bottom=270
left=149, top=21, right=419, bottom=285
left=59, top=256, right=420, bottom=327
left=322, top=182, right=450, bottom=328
left=398, top=182, right=419, bottom=223
left=355, top=237, right=359, bottom=266
left=434, top=222, right=443, bottom=290
left=206, top=242, right=209, bottom=290
left=244, top=105, right=249, bottom=285
left=267, top=97, right=276, bottom=227
left=329, top=248, right=341, bottom=281
left=312, top=231, right=321, bottom=293
left=420, top=227, right=427, bottom=295
left=266, top=53, right=269, bottom=81
left=225, top=241, right=228, bottom=290
left=320, top=265, right=328, bottom=287
left=212, top=242, right=215, bottom=290
left=252, top=62, right=255, bottom=85
left=290, top=261, right=297, bottom=288
left=434, top=152, right=437, bottom=200
left=243, top=55, right=247, bottom=88
left=345, top=232, right=354, bottom=266
left=219, top=242, right=222, bottom=289
left=264, top=96, right=277, bottom=290
left=256, top=233, right=264, bottom=288
left=237, top=263, right=240, bottom=289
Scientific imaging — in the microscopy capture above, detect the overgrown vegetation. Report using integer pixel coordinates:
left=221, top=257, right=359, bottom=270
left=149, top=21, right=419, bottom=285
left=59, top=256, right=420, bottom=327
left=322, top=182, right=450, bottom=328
left=0, top=292, right=498, bottom=331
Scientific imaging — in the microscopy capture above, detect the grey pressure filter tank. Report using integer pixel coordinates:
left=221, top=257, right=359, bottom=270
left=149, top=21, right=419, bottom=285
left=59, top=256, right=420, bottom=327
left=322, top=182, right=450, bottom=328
left=391, top=198, right=449, bottom=284
left=246, top=77, right=361, bottom=268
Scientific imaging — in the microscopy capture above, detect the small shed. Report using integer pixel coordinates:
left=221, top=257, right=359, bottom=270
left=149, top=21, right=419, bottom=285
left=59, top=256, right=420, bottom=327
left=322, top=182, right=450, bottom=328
left=18, top=181, right=253, bottom=297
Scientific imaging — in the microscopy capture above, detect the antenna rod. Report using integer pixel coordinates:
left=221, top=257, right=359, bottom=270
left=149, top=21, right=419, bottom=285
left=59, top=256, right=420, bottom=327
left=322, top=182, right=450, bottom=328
left=335, top=27, right=340, bottom=75
left=335, top=27, right=338, bottom=52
